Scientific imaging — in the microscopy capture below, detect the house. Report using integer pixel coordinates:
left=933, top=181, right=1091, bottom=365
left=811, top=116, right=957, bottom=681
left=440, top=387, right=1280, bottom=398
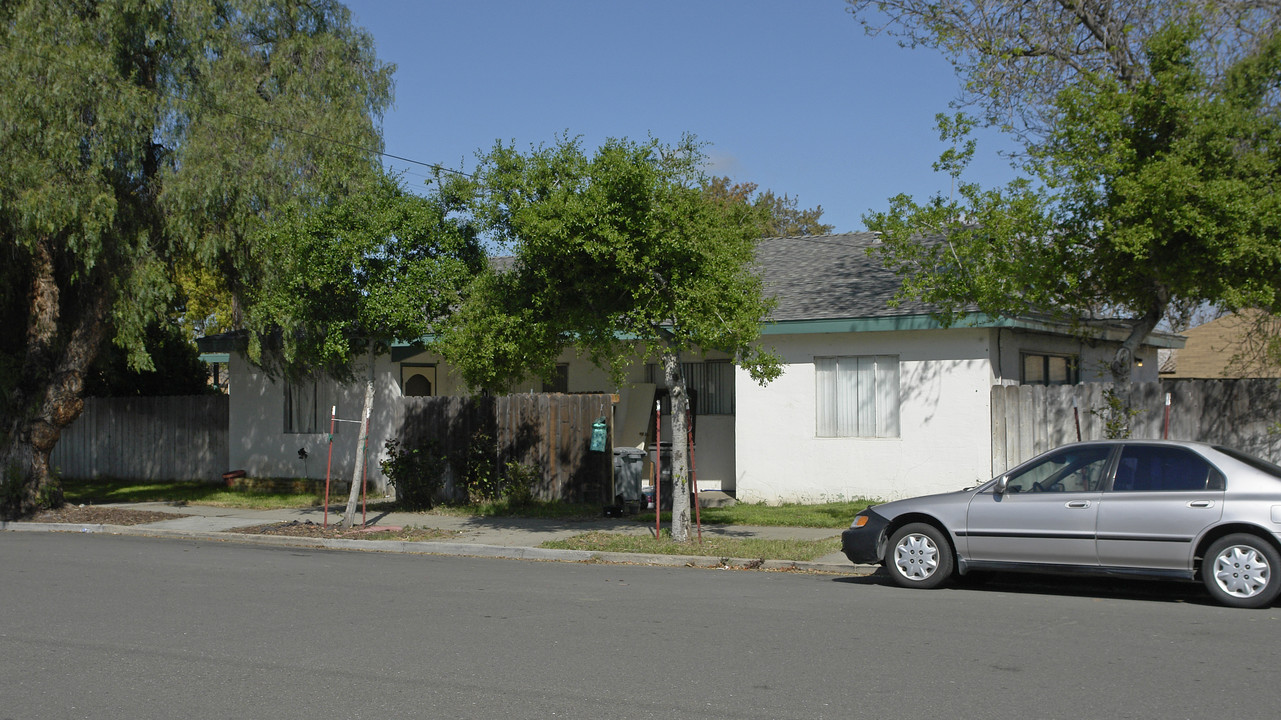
left=1159, top=311, right=1280, bottom=379
left=198, top=232, right=1181, bottom=503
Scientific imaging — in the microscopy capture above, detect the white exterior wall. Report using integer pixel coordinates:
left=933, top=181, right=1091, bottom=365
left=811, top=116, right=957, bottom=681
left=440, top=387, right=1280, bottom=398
left=226, top=353, right=382, bottom=489
left=992, top=328, right=1162, bottom=384
left=735, top=329, right=996, bottom=503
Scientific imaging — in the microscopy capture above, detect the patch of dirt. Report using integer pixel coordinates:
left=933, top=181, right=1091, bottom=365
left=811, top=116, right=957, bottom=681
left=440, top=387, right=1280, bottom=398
left=231, top=520, right=455, bottom=541
left=28, top=505, right=188, bottom=526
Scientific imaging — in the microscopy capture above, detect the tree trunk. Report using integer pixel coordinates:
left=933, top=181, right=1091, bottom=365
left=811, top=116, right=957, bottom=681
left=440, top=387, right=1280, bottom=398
left=340, top=343, right=376, bottom=528
left=1109, top=286, right=1170, bottom=382
left=1, top=238, right=110, bottom=518
left=661, top=348, right=693, bottom=543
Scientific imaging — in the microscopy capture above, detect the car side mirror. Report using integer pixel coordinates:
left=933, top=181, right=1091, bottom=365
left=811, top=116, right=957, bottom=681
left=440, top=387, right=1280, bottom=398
left=994, top=476, right=1009, bottom=496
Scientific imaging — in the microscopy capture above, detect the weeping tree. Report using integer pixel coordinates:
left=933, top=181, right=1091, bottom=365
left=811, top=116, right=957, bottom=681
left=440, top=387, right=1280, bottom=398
left=849, top=1, right=1281, bottom=380
left=0, top=0, right=393, bottom=517
left=438, top=135, right=782, bottom=543
left=243, top=174, right=483, bottom=528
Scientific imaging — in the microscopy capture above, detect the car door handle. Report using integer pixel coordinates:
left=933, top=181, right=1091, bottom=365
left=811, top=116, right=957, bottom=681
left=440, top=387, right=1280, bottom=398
left=1065, top=501, right=1091, bottom=509
left=1188, top=500, right=1215, bottom=508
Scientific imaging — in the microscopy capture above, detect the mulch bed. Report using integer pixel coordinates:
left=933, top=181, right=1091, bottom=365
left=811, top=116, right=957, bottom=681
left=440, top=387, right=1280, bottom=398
left=28, top=505, right=188, bottom=526
left=231, top=520, right=455, bottom=541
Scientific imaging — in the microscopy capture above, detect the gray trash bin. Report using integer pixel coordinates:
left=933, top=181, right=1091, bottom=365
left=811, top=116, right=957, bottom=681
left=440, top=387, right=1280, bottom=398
left=612, top=447, right=646, bottom=507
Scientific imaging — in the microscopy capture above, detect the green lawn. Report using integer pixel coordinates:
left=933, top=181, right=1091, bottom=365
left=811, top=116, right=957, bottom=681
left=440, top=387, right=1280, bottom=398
left=60, top=478, right=878, bottom=528
left=541, top=531, right=842, bottom=562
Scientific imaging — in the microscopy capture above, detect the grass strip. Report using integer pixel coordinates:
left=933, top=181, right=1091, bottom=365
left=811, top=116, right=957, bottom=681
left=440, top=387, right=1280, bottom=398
left=541, top=531, right=842, bottom=562
left=637, top=499, right=876, bottom=529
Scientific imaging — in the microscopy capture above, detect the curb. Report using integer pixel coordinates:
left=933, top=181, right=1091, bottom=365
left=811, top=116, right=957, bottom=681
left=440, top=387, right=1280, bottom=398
left=2, top=520, right=877, bottom=576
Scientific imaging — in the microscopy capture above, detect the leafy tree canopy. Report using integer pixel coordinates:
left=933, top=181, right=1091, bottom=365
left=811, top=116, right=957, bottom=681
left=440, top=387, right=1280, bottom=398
left=850, top=3, right=1281, bottom=379
left=243, top=173, right=485, bottom=383
left=702, top=177, right=836, bottom=237
left=1, top=0, right=393, bottom=516
left=437, top=135, right=782, bottom=394
left=847, top=0, right=1281, bottom=139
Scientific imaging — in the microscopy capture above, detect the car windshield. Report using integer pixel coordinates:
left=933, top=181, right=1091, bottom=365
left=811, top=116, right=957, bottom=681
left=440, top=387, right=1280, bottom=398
left=1213, top=445, right=1281, bottom=480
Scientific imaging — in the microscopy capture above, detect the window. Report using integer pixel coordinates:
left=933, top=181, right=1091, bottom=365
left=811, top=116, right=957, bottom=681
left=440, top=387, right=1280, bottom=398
left=1005, top=445, right=1112, bottom=493
left=815, top=355, right=899, bottom=438
left=284, top=377, right=336, bottom=434
left=1111, top=446, right=1226, bottom=492
left=645, top=360, right=735, bottom=415
left=1021, top=353, right=1079, bottom=385
left=542, top=364, right=569, bottom=394
left=401, top=364, right=436, bottom=397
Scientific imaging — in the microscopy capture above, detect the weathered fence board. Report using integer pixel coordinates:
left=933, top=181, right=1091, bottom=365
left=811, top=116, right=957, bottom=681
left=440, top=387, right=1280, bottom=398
left=50, top=396, right=229, bottom=482
left=991, top=379, right=1281, bottom=474
left=392, top=393, right=612, bottom=503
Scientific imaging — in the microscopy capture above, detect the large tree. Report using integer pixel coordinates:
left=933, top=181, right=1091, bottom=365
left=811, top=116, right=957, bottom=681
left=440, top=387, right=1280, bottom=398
left=0, top=0, right=393, bottom=517
left=438, top=135, right=781, bottom=542
left=848, top=2, right=1281, bottom=380
left=243, top=173, right=483, bottom=527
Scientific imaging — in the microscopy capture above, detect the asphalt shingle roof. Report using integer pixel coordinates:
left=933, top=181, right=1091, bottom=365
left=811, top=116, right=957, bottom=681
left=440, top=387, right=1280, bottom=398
left=757, top=232, right=933, bottom=322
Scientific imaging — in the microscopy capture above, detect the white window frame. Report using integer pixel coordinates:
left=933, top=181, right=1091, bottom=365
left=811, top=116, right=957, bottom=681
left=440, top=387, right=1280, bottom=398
left=815, top=355, right=900, bottom=438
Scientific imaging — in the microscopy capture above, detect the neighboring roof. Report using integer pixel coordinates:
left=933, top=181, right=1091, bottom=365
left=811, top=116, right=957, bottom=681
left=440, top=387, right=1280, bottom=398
left=1161, top=311, right=1280, bottom=379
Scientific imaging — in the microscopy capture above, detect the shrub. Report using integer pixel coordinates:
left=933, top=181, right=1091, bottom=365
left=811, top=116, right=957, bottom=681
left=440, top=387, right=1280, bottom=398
left=461, top=429, right=501, bottom=503
left=503, top=461, right=540, bottom=507
left=380, top=439, right=448, bottom=511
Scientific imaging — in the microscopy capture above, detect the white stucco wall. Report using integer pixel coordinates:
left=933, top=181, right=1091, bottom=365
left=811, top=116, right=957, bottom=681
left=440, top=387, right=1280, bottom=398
left=226, top=353, right=381, bottom=490
left=992, top=328, right=1162, bottom=384
left=735, top=328, right=997, bottom=503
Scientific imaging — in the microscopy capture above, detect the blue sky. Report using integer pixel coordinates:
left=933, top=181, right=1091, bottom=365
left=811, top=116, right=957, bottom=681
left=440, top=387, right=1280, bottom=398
left=343, top=0, right=1023, bottom=234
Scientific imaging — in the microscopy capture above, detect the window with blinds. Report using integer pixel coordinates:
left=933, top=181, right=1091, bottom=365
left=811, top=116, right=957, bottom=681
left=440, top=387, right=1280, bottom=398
left=644, top=360, right=735, bottom=415
left=815, top=355, right=900, bottom=438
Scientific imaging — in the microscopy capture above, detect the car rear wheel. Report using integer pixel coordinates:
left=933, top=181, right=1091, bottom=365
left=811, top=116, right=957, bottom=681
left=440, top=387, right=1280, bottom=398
left=885, top=523, right=954, bottom=589
left=1202, top=534, right=1281, bottom=609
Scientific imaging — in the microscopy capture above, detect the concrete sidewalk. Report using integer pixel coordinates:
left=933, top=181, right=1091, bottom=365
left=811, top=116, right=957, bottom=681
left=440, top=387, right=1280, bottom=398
left=2, top=502, right=876, bottom=576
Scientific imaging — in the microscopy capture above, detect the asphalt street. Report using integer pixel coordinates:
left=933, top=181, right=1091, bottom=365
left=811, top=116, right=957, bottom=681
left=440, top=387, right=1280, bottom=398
left=3, top=532, right=1280, bottom=719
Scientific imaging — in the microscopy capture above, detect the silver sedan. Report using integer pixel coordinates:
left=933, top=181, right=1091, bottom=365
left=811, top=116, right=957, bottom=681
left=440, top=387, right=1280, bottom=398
left=842, top=440, right=1281, bottom=608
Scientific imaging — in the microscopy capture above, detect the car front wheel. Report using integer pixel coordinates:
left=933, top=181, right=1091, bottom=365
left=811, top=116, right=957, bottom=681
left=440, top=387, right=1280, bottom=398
left=885, top=523, right=954, bottom=589
left=1202, top=534, right=1281, bottom=609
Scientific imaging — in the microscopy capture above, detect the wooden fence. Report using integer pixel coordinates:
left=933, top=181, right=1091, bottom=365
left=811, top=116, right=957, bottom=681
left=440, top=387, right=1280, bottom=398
left=390, top=393, right=614, bottom=503
left=991, top=379, right=1281, bottom=474
left=50, top=395, right=229, bottom=482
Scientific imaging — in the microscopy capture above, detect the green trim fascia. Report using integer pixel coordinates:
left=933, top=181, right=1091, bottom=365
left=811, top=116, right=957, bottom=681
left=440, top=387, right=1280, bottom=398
left=760, top=313, right=1184, bottom=348
left=760, top=313, right=997, bottom=335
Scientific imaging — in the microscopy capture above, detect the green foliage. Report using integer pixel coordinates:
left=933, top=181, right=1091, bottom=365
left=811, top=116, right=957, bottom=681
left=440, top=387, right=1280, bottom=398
left=702, top=177, right=836, bottom=237
left=84, top=322, right=215, bottom=397
left=437, top=134, right=782, bottom=393
left=380, top=439, right=449, bottom=511
left=865, top=20, right=1281, bottom=378
left=1091, top=388, right=1144, bottom=440
left=460, top=430, right=501, bottom=503
left=502, top=462, right=541, bottom=507
left=243, top=173, right=484, bottom=382
left=0, top=0, right=395, bottom=514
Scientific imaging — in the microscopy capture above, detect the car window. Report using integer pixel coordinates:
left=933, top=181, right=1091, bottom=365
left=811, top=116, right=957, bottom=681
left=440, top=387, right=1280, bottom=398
left=1213, top=446, right=1281, bottom=480
left=1111, top=446, right=1225, bottom=492
left=1005, top=445, right=1112, bottom=493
